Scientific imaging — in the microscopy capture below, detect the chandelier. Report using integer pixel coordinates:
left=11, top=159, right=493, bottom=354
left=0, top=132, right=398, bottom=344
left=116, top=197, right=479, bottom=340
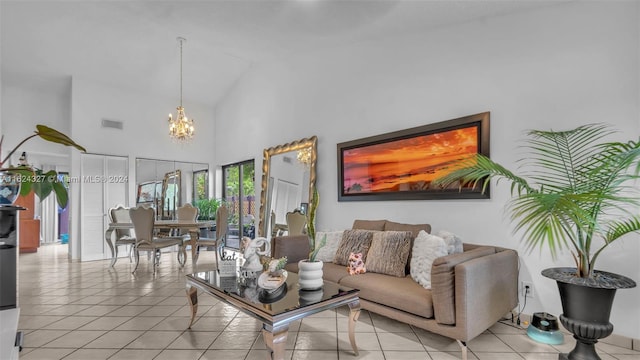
left=297, top=147, right=312, bottom=166
left=168, top=37, right=194, bottom=141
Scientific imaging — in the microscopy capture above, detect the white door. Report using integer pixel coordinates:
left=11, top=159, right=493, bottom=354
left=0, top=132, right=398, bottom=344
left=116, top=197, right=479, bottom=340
left=80, top=154, right=128, bottom=261
left=272, top=179, right=300, bottom=224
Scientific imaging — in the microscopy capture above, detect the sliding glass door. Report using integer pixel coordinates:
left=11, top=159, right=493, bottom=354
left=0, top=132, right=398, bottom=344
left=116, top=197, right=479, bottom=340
left=222, top=160, right=255, bottom=249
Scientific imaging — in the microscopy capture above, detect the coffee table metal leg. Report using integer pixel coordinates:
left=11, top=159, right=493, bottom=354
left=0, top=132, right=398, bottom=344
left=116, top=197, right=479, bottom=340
left=186, top=285, right=198, bottom=328
left=348, top=299, right=361, bottom=356
left=262, top=325, right=288, bottom=360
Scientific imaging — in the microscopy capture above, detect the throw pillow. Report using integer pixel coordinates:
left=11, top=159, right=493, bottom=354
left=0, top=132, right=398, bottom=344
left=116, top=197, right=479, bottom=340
left=410, top=231, right=448, bottom=289
left=333, top=229, right=374, bottom=266
left=314, top=230, right=345, bottom=263
left=436, top=230, right=463, bottom=254
left=364, top=231, right=413, bottom=277
left=347, top=252, right=366, bottom=275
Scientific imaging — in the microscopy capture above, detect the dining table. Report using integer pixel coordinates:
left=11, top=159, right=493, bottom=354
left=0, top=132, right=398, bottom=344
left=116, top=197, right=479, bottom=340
left=105, top=219, right=214, bottom=267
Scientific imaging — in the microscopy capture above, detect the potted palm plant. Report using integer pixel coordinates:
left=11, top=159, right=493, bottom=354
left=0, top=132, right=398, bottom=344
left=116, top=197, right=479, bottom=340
left=298, top=188, right=326, bottom=290
left=0, top=125, right=86, bottom=207
left=434, top=124, right=638, bottom=360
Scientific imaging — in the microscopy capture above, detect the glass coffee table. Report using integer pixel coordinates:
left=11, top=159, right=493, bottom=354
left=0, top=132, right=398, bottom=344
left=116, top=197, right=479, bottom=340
left=185, top=270, right=361, bottom=360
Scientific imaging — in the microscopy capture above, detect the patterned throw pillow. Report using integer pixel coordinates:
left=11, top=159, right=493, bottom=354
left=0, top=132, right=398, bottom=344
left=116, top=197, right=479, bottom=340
left=314, top=230, right=345, bottom=263
left=410, top=230, right=448, bottom=289
left=347, top=252, right=366, bottom=275
left=333, top=229, right=374, bottom=266
left=364, top=231, right=413, bottom=277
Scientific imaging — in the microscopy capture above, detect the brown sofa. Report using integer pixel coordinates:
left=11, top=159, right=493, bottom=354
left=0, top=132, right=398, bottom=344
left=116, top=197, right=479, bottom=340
left=271, top=219, right=518, bottom=360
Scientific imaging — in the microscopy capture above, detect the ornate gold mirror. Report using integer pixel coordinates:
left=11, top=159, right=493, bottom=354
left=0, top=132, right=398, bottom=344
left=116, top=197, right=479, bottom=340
left=258, top=136, right=317, bottom=237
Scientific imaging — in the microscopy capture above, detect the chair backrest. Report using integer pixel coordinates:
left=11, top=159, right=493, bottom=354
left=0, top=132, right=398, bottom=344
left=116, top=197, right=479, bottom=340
left=110, top=205, right=132, bottom=239
left=286, top=210, right=306, bottom=235
left=129, top=206, right=155, bottom=245
left=216, top=204, right=228, bottom=241
left=177, top=203, right=198, bottom=221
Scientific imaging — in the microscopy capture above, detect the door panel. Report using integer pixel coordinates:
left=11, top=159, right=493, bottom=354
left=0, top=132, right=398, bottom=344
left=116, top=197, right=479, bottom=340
left=80, top=154, right=128, bottom=261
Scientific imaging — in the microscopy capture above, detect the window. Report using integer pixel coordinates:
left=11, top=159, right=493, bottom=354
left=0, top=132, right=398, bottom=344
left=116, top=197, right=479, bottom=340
left=193, top=169, right=208, bottom=201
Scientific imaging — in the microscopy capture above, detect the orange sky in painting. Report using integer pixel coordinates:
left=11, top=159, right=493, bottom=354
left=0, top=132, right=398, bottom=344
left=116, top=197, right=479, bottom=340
left=343, top=127, right=478, bottom=193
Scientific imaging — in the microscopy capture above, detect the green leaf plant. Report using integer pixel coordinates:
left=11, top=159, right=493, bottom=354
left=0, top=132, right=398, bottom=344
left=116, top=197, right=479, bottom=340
left=306, top=187, right=326, bottom=262
left=0, top=125, right=86, bottom=208
left=433, top=124, right=640, bottom=278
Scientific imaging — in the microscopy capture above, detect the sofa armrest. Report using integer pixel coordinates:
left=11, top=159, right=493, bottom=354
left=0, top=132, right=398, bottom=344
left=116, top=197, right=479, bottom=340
left=454, top=249, right=518, bottom=341
left=271, top=235, right=310, bottom=264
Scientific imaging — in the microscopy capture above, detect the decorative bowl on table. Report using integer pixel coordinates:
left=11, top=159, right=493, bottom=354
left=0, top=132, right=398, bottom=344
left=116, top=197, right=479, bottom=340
left=258, top=270, right=288, bottom=292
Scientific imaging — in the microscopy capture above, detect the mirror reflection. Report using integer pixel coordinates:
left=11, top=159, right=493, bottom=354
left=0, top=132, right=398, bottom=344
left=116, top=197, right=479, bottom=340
left=135, top=158, right=209, bottom=219
left=258, top=136, right=317, bottom=237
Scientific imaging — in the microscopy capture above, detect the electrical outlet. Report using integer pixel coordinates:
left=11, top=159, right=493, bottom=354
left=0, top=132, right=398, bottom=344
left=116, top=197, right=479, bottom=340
left=521, top=281, right=534, bottom=297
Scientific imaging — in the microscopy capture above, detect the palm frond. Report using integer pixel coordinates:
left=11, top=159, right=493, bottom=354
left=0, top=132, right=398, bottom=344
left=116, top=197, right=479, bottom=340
left=433, top=154, right=534, bottom=195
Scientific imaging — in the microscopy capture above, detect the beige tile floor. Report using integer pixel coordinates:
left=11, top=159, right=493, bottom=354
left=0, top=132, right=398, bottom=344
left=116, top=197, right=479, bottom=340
left=16, top=244, right=640, bottom=360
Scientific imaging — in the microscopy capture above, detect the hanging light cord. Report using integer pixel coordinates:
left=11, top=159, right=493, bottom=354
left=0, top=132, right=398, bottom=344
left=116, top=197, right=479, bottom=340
left=179, top=38, right=183, bottom=107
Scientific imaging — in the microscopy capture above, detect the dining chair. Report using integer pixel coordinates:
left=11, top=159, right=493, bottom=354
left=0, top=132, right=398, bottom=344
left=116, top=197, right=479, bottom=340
left=108, top=205, right=136, bottom=267
left=129, top=206, right=186, bottom=274
left=286, top=209, right=306, bottom=235
left=192, top=203, right=228, bottom=270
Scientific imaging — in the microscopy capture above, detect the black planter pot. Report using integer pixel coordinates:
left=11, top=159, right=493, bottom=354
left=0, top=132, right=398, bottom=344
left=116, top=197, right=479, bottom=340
left=542, top=267, right=636, bottom=360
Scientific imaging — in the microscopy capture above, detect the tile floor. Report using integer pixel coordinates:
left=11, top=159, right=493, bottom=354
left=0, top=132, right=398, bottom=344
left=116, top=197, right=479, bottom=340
left=16, top=244, right=640, bottom=360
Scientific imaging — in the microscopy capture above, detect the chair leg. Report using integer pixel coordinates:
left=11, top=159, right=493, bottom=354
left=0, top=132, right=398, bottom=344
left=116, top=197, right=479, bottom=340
left=128, top=245, right=134, bottom=263
left=193, top=245, right=199, bottom=265
left=178, top=245, right=186, bottom=267
left=215, top=240, right=225, bottom=272
left=153, top=249, right=159, bottom=275
left=132, top=249, right=140, bottom=274
left=111, top=245, right=119, bottom=267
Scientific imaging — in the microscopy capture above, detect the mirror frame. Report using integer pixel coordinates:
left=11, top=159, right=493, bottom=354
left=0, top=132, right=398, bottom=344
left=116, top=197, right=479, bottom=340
left=258, top=136, right=317, bottom=237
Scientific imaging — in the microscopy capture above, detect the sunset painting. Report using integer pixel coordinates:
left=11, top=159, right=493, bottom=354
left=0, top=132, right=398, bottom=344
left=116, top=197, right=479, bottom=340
left=341, top=126, right=479, bottom=195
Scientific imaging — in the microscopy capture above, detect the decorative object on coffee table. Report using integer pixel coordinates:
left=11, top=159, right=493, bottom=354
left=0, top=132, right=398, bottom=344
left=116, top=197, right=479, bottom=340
left=435, top=124, right=639, bottom=360
left=258, top=256, right=288, bottom=291
left=241, top=237, right=270, bottom=273
left=298, top=188, right=326, bottom=290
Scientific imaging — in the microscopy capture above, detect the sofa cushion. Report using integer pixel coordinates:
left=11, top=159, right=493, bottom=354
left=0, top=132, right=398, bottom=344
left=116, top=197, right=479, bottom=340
left=384, top=221, right=431, bottom=237
left=431, top=246, right=496, bottom=325
left=384, top=221, right=431, bottom=274
left=285, top=262, right=351, bottom=284
left=352, top=219, right=386, bottom=231
left=365, top=231, right=412, bottom=277
left=339, top=272, right=434, bottom=319
left=322, top=262, right=352, bottom=283
left=410, top=231, right=448, bottom=289
left=333, top=229, right=374, bottom=266
left=271, top=235, right=310, bottom=263
left=314, top=231, right=344, bottom=262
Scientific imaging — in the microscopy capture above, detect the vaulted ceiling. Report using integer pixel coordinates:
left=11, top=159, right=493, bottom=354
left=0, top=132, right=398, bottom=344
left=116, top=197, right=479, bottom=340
left=1, top=1, right=566, bottom=106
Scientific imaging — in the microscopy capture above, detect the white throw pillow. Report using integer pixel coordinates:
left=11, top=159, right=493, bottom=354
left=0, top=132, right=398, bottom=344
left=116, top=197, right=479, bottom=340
left=314, top=230, right=345, bottom=262
left=410, top=230, right=448, bottom=289
left=436, top=230, right=463, bottom=254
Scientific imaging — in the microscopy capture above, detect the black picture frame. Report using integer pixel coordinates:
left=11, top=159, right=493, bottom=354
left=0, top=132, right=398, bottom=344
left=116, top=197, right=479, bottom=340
left=337, top=112, right=490, bottom=201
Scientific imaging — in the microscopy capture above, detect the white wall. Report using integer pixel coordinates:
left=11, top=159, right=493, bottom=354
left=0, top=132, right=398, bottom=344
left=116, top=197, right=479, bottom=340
left=215, top=2, right=640, bottom=338
left=1, top=77, right=72, bottom=162
left=68, top=76, right=216, bottom=260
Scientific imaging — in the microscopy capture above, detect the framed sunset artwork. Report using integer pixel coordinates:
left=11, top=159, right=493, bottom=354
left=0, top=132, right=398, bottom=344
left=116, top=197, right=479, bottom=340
left=337, top=112, right=490, bottom=201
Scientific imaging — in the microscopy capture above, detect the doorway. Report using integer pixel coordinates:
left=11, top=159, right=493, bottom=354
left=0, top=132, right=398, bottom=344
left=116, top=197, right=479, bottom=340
left=222, top=160, right=255, bottom=249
